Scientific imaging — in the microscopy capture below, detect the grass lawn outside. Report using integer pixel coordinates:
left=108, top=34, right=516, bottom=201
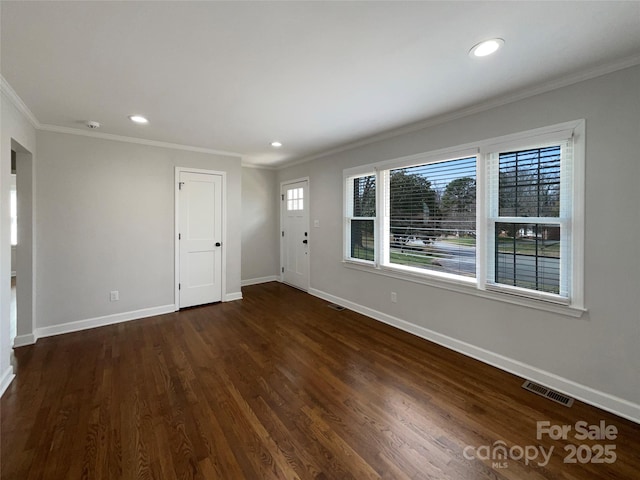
left=440, top=236, right=560, bottom=258
left=440, top=236, right=476, bottom=247
left=390, top=250, right=435, bottom=266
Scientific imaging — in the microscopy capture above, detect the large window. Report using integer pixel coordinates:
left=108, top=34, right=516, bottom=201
left=343, top=121, right=585, bottom=312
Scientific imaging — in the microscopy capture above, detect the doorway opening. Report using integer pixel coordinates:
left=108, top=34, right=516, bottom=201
left=10, top=150, right=17, bottom=343
left=11, top=140, right=35, bottom=347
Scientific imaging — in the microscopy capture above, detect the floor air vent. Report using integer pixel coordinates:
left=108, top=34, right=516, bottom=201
left=327, top=303, right=346, bottom=311
left=522, top=380, right=574, bottom=407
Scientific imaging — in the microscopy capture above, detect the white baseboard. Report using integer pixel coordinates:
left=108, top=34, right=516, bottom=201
left=241, top=275, right=279, bottom=287
left=224, top=292, right=243, bottom=302
left=36, top=304, right=176, bottom=340
left=309, top=288, right=640, bottom=424
left=0, top=366, right=15, bottom=397
left=15, top=295, right=243, bottom=347
left=13, top=333, right=37, bottom=347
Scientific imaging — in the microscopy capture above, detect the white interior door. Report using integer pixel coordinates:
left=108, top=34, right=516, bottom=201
left=281, top=180, right=309, bottom=291
left=178, top=171, right=223, bottom=307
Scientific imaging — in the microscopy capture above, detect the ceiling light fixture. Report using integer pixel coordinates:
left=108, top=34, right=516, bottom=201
left=129, top=115, right=149, bottom=124
left=469, top=38, right=504, bottom=58
left=271, top=141, right=282, bottom=148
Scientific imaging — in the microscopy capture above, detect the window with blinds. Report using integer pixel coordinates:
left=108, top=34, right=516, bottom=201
left=486, top=138, right=573, bottom=300
left=342, top=120, right=584, bottom=311
left=388, top=157, right=476, bottom=277
left=495, top=146, right=562, bottom=294
left=346, top=174, right=376, bottom=262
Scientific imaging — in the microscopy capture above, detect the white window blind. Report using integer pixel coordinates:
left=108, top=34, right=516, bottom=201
left=385, top=156, right=477, bottom=277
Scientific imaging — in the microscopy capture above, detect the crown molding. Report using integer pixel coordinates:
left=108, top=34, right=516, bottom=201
left=0, top=76, right=41, bottom=129
left=276, top=54, right=640, bottom=170
left=38, top=124, right=243, bottom=158
left=1, top=74, right=274, bottom=165
left=240, top=161, right=277, bottom=170
left=1, top=75, right=242, bottom=158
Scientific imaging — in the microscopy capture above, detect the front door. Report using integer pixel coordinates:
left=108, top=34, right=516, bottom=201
left=281, top=180, right=309, bottom=291
left=178, top=171, right=223, bottom=307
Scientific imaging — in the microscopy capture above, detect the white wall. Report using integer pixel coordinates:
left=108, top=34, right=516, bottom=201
left=241, top=166, right=279, bottom=284
left=278, top=66, right=640, bottom=421
left=0, top=87, right=37, bottom=394
left=35, top=131, right=242, bottom=330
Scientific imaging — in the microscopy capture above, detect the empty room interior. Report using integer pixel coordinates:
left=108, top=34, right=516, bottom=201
left=1, top=1, right=640, bottom=479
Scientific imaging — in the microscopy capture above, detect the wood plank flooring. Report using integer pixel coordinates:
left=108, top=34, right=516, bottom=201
left=2, top=282, right=639, bottom=479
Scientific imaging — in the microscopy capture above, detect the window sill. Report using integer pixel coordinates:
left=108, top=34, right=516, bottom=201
left=342, top=260, right=586, bottom=318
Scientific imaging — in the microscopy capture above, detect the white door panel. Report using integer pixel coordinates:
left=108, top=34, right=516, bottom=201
left=179, top=171, right=223, bottom=307
left=281, top=180, right=309, bottom=290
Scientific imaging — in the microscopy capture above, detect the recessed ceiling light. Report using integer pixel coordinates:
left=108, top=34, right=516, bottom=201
left=469, top=38, right=504, bottom=58
left=271, top=141, right=283, bottom=148
left=129, top=115, right=149, bottom=124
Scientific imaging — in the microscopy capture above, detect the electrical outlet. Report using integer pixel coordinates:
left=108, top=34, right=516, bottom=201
left=314, top=219, right=320, bottom=228
left=110, top=290, right=119, bottom=302
left=390, top=292, right=397, bottom=303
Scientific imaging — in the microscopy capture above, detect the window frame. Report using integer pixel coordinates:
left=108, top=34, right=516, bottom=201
left=344, top=171, right=377, bottom=266
left=342, top=120, right=585, bottom=316
left=484, top=140, right=570, bottom=304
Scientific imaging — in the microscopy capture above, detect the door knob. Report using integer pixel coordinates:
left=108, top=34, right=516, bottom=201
left=215, top=242, right=221, bottom=247
left=302, top=240, right=308, bottom=244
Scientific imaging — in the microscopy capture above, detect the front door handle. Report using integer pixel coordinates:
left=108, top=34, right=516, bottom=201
left=302, top=240, right=308, bottom=244
left=215, top=242, right=221, bottom=247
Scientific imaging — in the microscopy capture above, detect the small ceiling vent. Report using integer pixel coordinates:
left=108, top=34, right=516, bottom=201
left=522, top=380, right=574, bottom=407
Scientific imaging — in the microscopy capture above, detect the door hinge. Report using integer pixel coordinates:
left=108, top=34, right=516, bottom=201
left=178, top=182, right=185, bottom=190
left=282, top=231, right=284, bottom=237
left=178, top=283, right=181, bottom=290
left=281, top=194, right=284, bottom=201
left=178, top=233, right=181, bottom=240
left=282, top=267, right=284, bottom=273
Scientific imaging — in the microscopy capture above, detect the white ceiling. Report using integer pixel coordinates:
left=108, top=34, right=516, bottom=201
left=2, top=1, right=639, bottom=167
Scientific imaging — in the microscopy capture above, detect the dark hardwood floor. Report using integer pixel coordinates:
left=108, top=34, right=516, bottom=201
left=2, top=282, right=639, bottom=479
